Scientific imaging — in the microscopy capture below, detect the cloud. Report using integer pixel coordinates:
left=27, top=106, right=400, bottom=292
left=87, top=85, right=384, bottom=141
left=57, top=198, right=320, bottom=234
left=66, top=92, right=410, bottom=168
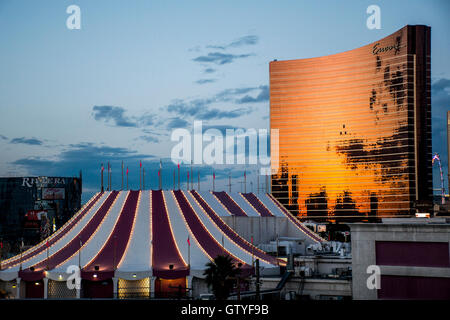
left=12, top=142, right=155, bottom=202
left=0, top=134, right=8, bottom=140
left=206, top=35, right=259, bottom=50
left=204, top=68, right=216, bottom=74
left=138, top=135, right=160, bottom=143
left=236, top=85, right=269, bottom=104
left=166, top=117, right=190, bottom=129
left=92, top=105, right=138, bottom=127
left=193, top=52, right=253, bottom=65
left=195, top=79, right=217, bottom=85
left=10, top=137, right=43, bottom=145
left=166, top=98, right=252, bottom=120
left=164, top=85, right=269, bottom=121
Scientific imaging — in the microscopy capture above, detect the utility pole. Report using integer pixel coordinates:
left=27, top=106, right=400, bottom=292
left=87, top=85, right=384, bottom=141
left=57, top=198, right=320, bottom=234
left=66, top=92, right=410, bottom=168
left=101, top=163, right=104, bottom=192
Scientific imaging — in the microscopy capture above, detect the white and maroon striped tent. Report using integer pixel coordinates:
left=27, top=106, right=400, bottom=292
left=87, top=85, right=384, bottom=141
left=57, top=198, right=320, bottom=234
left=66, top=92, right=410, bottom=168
left=0, top=190, right=323, bottom=298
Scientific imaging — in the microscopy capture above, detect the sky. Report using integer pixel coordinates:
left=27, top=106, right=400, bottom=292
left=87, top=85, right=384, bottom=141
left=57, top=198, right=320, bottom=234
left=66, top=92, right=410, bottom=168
left=0, top=0, right=449, bottom=203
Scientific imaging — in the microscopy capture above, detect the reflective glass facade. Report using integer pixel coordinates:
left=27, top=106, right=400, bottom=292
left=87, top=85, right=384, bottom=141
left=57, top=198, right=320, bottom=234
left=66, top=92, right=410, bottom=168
left=270, top=25, right=432, bottom=221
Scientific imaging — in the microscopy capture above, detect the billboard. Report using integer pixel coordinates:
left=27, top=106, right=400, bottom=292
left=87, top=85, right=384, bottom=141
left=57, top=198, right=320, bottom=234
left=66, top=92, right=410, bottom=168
left=42, top=188, right=65, bottom=200
left=24, top=210, right=48, bottom=229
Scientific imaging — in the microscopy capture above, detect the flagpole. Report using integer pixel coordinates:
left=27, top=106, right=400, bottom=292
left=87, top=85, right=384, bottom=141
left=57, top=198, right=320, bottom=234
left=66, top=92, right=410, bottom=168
left=188, top=236, right=191, bottom=268
left=173, top=169, right=176, bottom=190
left=159, top=159, right=162, bottom=190
left=244, top=170, right=247, bottom=193
left=126, top=166, right=129, bottom=190
left=143, top=167, right=145, bottom=190
left=107, top=162, right=110, bottom=191
left=101, top=163, right=104, bottom=192
left=178, top=163, right=180, bottom=190
left=198, top=171, right=200, bottom=191
left=213, top=171, right=215, bottom=192
left=121, top=161, right=124, bottom=191
left=139, top=161, right=142, bottom=190
left=257, top=173, right=259, bottom=194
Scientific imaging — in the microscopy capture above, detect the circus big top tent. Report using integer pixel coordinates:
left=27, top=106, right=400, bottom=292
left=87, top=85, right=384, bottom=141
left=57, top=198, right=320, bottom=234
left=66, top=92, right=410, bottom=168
left=0, top=190, right=323, bottom=299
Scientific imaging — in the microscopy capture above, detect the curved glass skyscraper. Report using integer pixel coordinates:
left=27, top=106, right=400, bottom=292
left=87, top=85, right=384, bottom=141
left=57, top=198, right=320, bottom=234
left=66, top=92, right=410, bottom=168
left=270, top=25, right=432, bottom=221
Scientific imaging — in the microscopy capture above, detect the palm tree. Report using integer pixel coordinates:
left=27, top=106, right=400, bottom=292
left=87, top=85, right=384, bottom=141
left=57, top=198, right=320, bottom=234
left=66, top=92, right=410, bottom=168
left=203, top=254, right=241, bottom=300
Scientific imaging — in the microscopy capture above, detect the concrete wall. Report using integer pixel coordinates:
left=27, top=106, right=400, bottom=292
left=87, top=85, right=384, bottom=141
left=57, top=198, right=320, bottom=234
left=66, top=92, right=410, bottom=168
left=350, top=220, right=450, bottom=300
left=259, top=277, right=351, bottom=300
left=191, top=277, right=210, bottom=299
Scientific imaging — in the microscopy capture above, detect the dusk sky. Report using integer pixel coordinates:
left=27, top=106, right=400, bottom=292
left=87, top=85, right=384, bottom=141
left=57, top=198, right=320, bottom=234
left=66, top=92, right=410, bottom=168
left=1, top=0, right=449, bottom=203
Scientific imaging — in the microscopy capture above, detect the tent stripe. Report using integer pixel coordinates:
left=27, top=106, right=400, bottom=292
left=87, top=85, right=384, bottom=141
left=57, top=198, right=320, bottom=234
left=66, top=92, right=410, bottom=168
left=173, top=190, right=252, bottom=274
left=151, top=190, right=189, bottom=279
left=240, top=193, right=274, bottom=217
left=190, top=191, right=284, bottom=266
left=212, top=191, right=247, bottom=216
left=83, top=190, right=140, bottom=275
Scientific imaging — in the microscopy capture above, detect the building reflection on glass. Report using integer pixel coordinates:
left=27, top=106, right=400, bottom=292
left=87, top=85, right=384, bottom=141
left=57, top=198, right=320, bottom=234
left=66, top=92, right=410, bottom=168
left=270, top=25, right=432, bottom=221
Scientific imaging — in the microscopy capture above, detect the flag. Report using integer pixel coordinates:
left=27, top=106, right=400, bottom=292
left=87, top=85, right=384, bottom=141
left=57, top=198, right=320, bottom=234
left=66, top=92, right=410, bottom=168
left=126, top=167, right=129, bottom=175
left=140, top=160, right=142, bottom=168
left=21, top=240, right=24, bottom=248
left=101, top=163, right=104, bottom=172
left=79, top=238, right=82, bottom=247
left=160, top=159, right=162, bottom=169
left=0, top=241, right=3, bottom=249
left=244, top=171, right=246, bottom=178
left=46, top=240, right=49, bottom=248
left=187, top=237, right=190, bottom=246
left=213, top=172, right=215, bottom=180
left=251, top=236, right=253, bottom=244
left=177, top=163, right=180, bottom=169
